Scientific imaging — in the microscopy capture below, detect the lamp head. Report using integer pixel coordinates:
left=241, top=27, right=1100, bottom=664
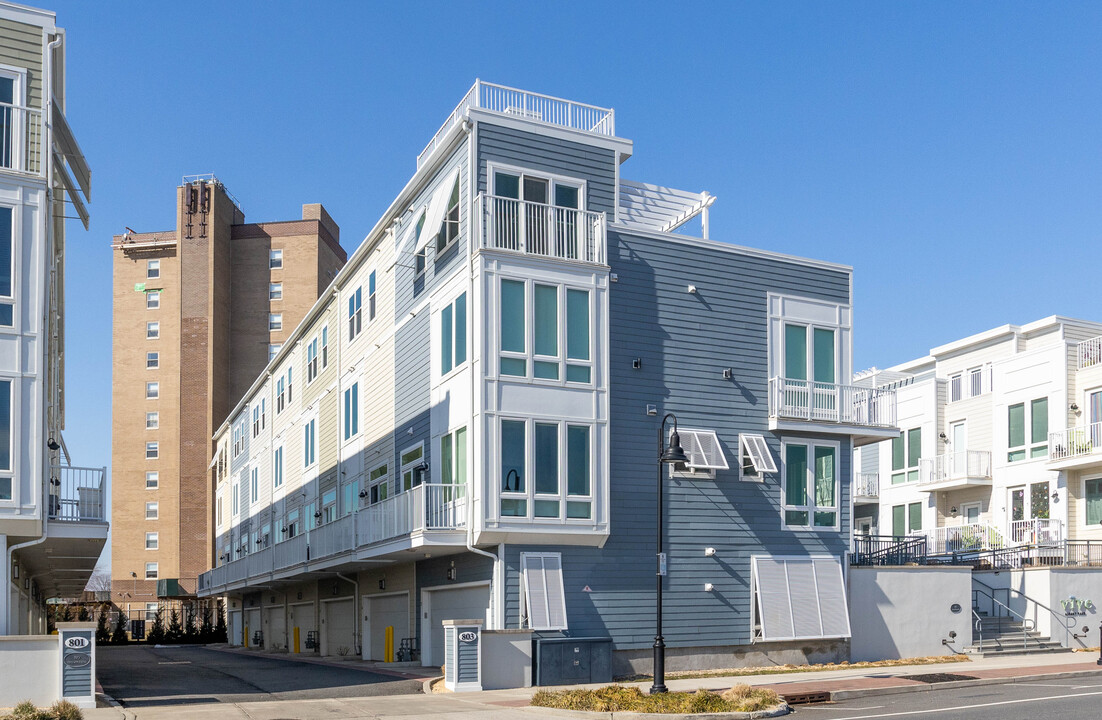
left=662, top=429, right=689, bottom=464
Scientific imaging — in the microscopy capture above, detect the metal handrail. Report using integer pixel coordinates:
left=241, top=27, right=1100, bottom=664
left=972, top=587, right=1034, bottom=652
left=972, top=576, right=1075, bottom=642
left=972, top=609, right=984, bottom=649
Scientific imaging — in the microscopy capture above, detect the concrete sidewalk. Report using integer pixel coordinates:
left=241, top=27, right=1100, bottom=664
left=84, top=651, right=1102, bottom=720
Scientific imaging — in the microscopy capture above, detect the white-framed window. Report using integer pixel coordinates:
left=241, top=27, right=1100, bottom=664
left=493, top=167, right=583, bottom=219
left=146, top=381, right=159, bottom=399
left=440, top=292, right=467, bottom=376
left=251, top=467, right=259, bottom=503
left=367, top=463, right=389, bottom=505
left=144, top=603, right=159, bottom=623
left=0, top=206, right=13, bottom=328
left=1009, top=397, right=1048, bottom=462
left=273, top=446, right=283, bottom=488
left=276, top=374, right=286, bottom=413
left=269, top=313, right=282, bottom=331
left=348, top=286, right=362, bottom=341
left=739, top=434, right=777, bottom=481
left=146, top=412, right=159, bottom=430
left=269, top=248, right=283, bottom=269
left=0, top=379, right=11, bottom=501
left=145, top=441, right=159, bottom=459
left=146, top=321, right=159, bottom=339
left=268, top=343, right=281, bottom=362
left=145, top=501, right=158, bottom=520
left=145, top=532, right=158, bottom=550
left=269, top=282, right=282, bottom=300
left=520, top=552, right=568, bottom=631
left=399, top=443, right=423, bottom=492
left=303, top=418, right=316, bottom=468
left=499, top=418, right=593, bottom=520
left=343, top=383, right=359, bottom=440
left=306, top=336, right=319, bottom=382
left=436, top=176, right=461, bottom=254
left=146, top=351, right=159, bottom=369
left=751, top=555, right=850, bottom=641
left=891, top=428, right=921, bottom=484
left=146, top=291, right=160, bottom=310
left=320, top=325, right=329, bottom=369
left=146, top=259, right=160, bottom=279
left=414, top=246, right=427, bottom=279
left=670, top=428, right=729, bottom=479
left=368, top=271, right=377, bottom=321
left=440, top=425, right=467, bottom=488
left=891, top=501, right=924, bottom=537
left=498, top=278, right=592, bottom=384
left=252, top=405, right=261, bottom=437
left=216, top=495, right=223, bottom=527
left=782, top=440, right=839, bottom=529
left=145, top=471, right=158, bottom=490
left=145, top=562, right=158, bottom=579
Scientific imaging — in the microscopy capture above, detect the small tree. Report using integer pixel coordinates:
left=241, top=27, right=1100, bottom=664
left=199, top=603, right=214, bottom=643
left=111, top=609, right=129, bottom=644
left=167, top=608, right=183, bottom=643
left=95, top=605, right=111, bottom=644
left=46, top=606, right=57, bottom=635
left=214, top=600, right=228, bottom=643
left=59, top=604, right=73, bottom=622
left=147, top=608, right=166, bottom=644
left=78, top=605, right=91, bottom=622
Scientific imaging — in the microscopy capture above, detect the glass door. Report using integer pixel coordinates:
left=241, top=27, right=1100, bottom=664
left=523, top=177, right=550, bottom=254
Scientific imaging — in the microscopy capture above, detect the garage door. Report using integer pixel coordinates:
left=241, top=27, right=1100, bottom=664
left=324, top=599, right=355, bottom=656
left=244, top=608, right=262, bottom=647
left=365, top=594, right=408, bottom=661
left=427, top=585, right=490, bottom=667
left=289, top=602, right=315, bottom=653
left=266, top=606, right=286, bottom=650
left=228, top=610, right=242, bottom=646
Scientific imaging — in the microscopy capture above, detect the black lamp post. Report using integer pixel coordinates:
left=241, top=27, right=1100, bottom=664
left=651, top=413, right=688, bottom=694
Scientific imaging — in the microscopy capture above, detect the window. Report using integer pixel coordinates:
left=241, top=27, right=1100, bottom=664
left=1087, top=478, right=1102, bottom=526
left=414, top=246, right=427, bottom=278
left=400, top=444, right=423, bottom=492
left=671, top=428, right=729, bottom=478
left=891, top=428, right=921, bottom=484
left=146, top=412, right=159, bottom=429
left=0, top=380, right=10, bottom=500
left=276, top=375, right=286, bottom=413
left=321, top=486, right=338, bottom=524
left=348, top=287, right=362, bottom=341
left=268, top=343, right=281, bottom=362
left=320, top=326, right=329, bottom=369
left=0, top=207, right=11, bottom=328
left=521, top=552, right=568, bottom=631
left=1009, top=397, right=1048, bottom=461
left=367, top=463, right=389, bottom=505
left=145, top=471, right=158, bottom=490
left=146, top=321, right=159, bottom=339
left=269, top=283, right=282, bottom=300
left=892, top=502, right=923, bottom=537
left=751, top=556, right=850, bottom=641
left=146, top=352, right=159, bottom=369
left=740, top=434, right=777, bottom=481
left=146, top=381, right=159, bottom=399
left=303, top=418, right=316, bottom=467
left=145, top=532, right=158, bottom=550
left=501, top=420, right=526, bottom=517
left=144, top=603, right=159, bottom=623
left=499, top=419, right=593, bottom=520
left=440, top=293, right=466, bottom=375
left=492, top=169, right=584, bottom=257
left=273, top=446, right=283, bottom=488
left=436, top=177, right=461, bottom=254
left=500, top=280, right=526, bottom=377
left=269, top=313, right=282, bottom=331
left=950, top=365, right=992, bottom=402
left=145, top=562, right=158, bottom=579
left=783, top=442, right=838, bottom=528
left=252, top=405, right=261, bottom=437
left=216, top=496, right=223, bottom=527
left=784, top=323, right=835, bottom=386
left=251, top=467, right=259, bottom=503
left=440, top=426, right=467, bottom=489
left=498, top=279, right=591, bottom=383
left=306, top=337, right=318, bottom=382
left=343, top=383, right=359, bottom=440
left=146, top=291, right=160, bottom=310
left=147, top=260, right=160, bottom=279
left=145, top=442, right=159, bottom=459
left=269, top=249, right=283, bottom=269
left=368, top=271, right=376, bottom=321
left=146, top=502, right=158, bottom=520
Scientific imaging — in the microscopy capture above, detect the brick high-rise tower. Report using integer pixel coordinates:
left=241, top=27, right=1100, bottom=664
left=110, top=176, right=345, bottom=612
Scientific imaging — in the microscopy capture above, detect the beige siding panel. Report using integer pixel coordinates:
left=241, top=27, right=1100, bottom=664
left=319, top=385, right=340, bottom=471
left=301, top=304, right=337, bottom=406
left=944, top=394, right=994, bottom=455
left=934, top=487, right=994, bottom=527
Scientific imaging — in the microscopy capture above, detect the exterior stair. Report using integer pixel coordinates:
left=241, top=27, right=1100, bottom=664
left=964, top=612, right=1073, bottom=657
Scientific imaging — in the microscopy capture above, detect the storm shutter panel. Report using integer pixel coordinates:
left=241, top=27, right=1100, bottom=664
left=521, top=552, right=567, bottom=631
left=752, top=555, right=850, bottom=642
left=677, top=429, right=729, bottom=471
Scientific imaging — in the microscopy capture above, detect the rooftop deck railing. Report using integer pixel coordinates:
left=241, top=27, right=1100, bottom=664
left=417, top=80, right=615, bottom=169
left=48, top=465, right=105, bottom=522
left=477, top=194, right=606, bottom=264
left=1077, top=335, right=1102, bottom=370
left=768, top=377, right=897, bottom=428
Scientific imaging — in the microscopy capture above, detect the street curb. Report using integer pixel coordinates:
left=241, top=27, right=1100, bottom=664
left=522, top=703, right=791, bottom=719
left=829, top=667, right=1102, bottom=701
left=423, top=675, right=443, bottom=695
left=96, top=690, right=133, bottom=719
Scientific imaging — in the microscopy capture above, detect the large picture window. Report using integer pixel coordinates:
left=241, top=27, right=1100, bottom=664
left=440, top=293, right=467, bottom=375
left=891, top=428, right=921, bottom=484
left=500, top=418, right=593, bottom=520
left=783, top=441, right=838, bottom=529
left=1009, top=397, right=1048, bottom=461
left=0, top=206, right=12, bottom=326
left=498, top=278, right=592, bottom=384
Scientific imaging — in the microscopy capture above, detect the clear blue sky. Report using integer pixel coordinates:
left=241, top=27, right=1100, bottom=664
left=53, top=1, right=1102, bottom=477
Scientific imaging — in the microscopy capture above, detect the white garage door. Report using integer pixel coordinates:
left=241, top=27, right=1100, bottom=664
left=365, top=594, right=408, bottom=661
left=289, top=602, right=315, bottom=653
left=426, top=585, right=490, bottom=667
left=266, top=606, right=286, bottom=650
left=324, top=599, right=355, bottom=656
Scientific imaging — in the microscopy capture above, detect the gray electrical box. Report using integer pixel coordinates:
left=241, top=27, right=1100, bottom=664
left=534, top=636, right=612, bottom=686
left=442, top=619, right=482, bottom=691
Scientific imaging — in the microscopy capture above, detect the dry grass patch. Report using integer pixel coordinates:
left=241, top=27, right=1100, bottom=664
left=531, top=684, right=781, bottom=714
left=616, top=654, right=969, bottom=682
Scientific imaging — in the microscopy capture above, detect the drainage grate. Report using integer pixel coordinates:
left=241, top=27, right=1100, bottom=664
left=901, top=673, right=978, bottom=683
left=781, top=690, right=832, bottom=705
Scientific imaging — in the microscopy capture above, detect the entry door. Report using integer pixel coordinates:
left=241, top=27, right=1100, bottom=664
left=961, top=502, right=981, bottom=525
left=950, top=422, right=966, bottom=475
left=856, top=517, right=873, bottom=535
left=0, top=71, right=22, bottom=170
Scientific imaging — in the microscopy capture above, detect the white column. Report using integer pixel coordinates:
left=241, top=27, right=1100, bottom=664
left=0, top=534, right=8, bottom=635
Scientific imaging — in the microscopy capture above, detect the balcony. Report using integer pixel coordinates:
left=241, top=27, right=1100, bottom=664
left=1048, top=423, right=1102, bottom=470
left=0, top=102, right=44, bottom=176
left=767, top=377, right=898, bottom=446
left=854, top=472, right=879, bottom=504
left=199, top=483, right=466, bottom=595
left=916, top=450, right=992, bottom=491
left=925, top=523, right=1005, bottom=554
left=477, top=194, right=606, bottom=265
left=1009, top=518, right=1063, bottom=546
left=418, top=80, right=615, bottom=169
left=1077, top=335, right=1102, bottom=370
left=49, top=465, right=106, bottom=522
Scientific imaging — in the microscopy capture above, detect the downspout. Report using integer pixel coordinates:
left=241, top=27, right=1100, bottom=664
left=335, top=572, right=359, bottom=654
left=460, top=115, right=500, bottom=628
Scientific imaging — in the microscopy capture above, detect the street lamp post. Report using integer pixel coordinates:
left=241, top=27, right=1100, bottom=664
left=651, top=413, right=688, bottom=695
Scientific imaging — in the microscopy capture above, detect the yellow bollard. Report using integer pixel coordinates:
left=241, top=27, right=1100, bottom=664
left=385, top=625, right=393, bottom=662
left=293, top=626, right=300, bottom=654
left=244, top=625, right=249, bottom=648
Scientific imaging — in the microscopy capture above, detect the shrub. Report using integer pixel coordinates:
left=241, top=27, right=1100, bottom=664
left=530, top=684, right=782, bottom=714
left=199, top=604, right=214, bottom=643
left=167, top=609, right=183, bottom=643
left=213, top=600, right=227, bottom=643
left=111, top=610, right=129, bottom=644
left=48, top=700, right=83, bottom=720
left=95, top=606, right=110, bottom=644
left=146, top=608, right=166, bottom=644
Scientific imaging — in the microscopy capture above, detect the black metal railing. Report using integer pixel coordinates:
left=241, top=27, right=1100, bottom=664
left=851, top=534, right=928, bottom=566
left=927, top=541, right=1084, bottom=570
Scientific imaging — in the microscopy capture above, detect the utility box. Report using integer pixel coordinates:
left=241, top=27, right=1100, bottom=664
left=534, top=636, right=612, bottom=686
left=57, top=623, right=96, bottom=709
left=442, top=619, right=482, bottom=691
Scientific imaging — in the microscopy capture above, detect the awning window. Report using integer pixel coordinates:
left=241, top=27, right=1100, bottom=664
left=752, top=555, right=850, bottom=642
left=521, top=552, right=568, bottom=631
left=417, top=168, right=460, bottom=253
left=741, top=434, right=777, bottom=474
left=675, top=429, right=729, bottom=471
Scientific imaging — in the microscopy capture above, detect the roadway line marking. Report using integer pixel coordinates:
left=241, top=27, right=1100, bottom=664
left=1016, top=682, right=1073, bottom=687
left=157, top=661, right=191, bottom=665
left=827, top=688, right=1102, bottom=720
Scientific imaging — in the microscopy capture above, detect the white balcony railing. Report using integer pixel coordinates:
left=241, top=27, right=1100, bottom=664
left=48, top=465, right=106, bottom=522
left=854, top=473, right=879, bottom=498
left=0, top=102, right=44, bottom=175
left=1078, top=335, right=1102, bottom=370
left=768, top=377, right=897, bottom=428
left=925, top=523, right=1006, bottom=554
left=417, top=80, right=615, bottom=168
left=1010, top=518, right=1063, bottom=545
left=1049, top=423, right=1102, bottom=463
left=917, top=450, right=992, bottom=485
left=477, top=194, right=605, bottom=265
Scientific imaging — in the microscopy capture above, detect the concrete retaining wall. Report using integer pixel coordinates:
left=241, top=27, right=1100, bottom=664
left=0, top=635, right=59, bottom=707
left=482, top=629, right=532, bottom=690
left=975, top=567, right=1102, bottom=649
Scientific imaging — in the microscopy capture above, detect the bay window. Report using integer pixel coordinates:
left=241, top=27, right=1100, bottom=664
left=500, top=418, right=592, bottom=521
left=783, top=441, right=838, bottom=529
left=498, top=277, right=592, bottom=384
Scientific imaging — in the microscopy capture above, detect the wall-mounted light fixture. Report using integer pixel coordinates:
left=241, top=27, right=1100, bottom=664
left=11, top=562, right=17, bottom=579
left=47, top=438, right=60, bottom=451
left=704, top=547, right=717, bottom=557
left=1071, top=402, right=1080, bottom=412
left=939, top=432, right=948, bottom=442
left=722, top=368, right=732, bottom=380
left=704, top=583, right=714, bottom=592
left=379, top=577, right=386, bottom=591
left=687, top=285, right=697, bottom=294
left=950, top=506, right=958, bottom=516
left=647, top=404, right=657, bottom=416
left=633, top=358, right=642, bottom=370
left=1053, top=491, right=1061, bottom=503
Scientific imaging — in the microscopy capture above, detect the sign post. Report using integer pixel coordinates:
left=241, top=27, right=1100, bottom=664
left=57, top=622, right=96, bottom=709
left=442, top=619, right=483, bottom=692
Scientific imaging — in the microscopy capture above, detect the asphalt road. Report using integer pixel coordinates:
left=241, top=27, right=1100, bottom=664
left=792, top=675, right=1102, bottom=720
left=96, top=645, right=424, bottom=707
